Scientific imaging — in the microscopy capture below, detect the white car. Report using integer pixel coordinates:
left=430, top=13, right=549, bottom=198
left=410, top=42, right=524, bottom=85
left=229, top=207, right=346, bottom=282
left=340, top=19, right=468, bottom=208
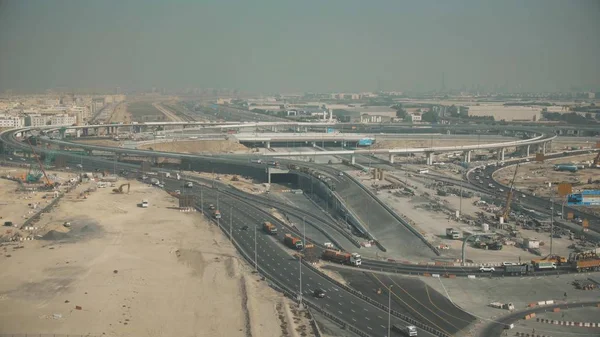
left=479, top=266, right=495, bottom=272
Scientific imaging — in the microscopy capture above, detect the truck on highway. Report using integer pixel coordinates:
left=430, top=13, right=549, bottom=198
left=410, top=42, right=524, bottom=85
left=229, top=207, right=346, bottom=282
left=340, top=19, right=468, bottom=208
left=391, top=324, right=418, bottom=336
left=283, top=234, right=303, bottom=250
left=212, top=210, right=221, bottom=219
left=534, top=262, right=557, bottom=270
left=571, top=258, right=600, bottom=272
left=503, top=264, right=532, bottom=276
left=250, top=159, right=262, bottom=164
left=321, top=249, right=362, bottom=266
left=267, top=161, right=280, bottom=167
left=184, top=181, right=193, bottom=188
left=262, top=221, right=277, bottom=235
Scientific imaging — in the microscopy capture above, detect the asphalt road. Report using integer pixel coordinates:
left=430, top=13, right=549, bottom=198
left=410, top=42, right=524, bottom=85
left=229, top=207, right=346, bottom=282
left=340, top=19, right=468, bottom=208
left=331, top=267, right=476, bottom=336
left=177, top=183, right=439, bottom=337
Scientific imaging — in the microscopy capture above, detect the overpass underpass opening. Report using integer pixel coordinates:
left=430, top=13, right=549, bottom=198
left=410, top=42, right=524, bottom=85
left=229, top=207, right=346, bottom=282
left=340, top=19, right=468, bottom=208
left=268, top=169, right=298, bottom=187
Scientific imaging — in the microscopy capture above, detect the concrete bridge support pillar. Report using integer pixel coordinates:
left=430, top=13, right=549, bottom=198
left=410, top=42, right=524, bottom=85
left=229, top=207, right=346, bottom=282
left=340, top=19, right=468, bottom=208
left=351, top=155, right=356, bottom=165
left=389, top=154, right=395, bottom=164
left=463, top=150, right=471, bottom=163
left=271, top=126, right=277, bottom=132
left=265, top=141, right=271, bottom=149
left=341, top=140, right=346, bottom=148
left=499, top=148, right=505, bottom=161
left=447, top=130, right=451, bottom=135
left=542, top=142, right=547, bottom=155
left=311, top=141, right=316, bottom=147
left=86, top=150, right=93, bottom=156
left=76, top=129, right=81, bottom=138
left=426, top=152, right=434, bottom=166
left=526, top=145, right=530, bottom=157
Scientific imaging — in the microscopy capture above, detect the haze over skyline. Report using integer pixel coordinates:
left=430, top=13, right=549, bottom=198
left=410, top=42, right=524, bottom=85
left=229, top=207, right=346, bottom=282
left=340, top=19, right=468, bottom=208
left=1, top=0, right=599, bottom=94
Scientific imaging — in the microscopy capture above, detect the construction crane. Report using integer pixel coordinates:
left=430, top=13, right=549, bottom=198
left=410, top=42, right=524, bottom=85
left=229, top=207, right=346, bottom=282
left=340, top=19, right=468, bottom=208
left=112, top=183, right=130, bottom=194
left=24, top=137, right=53, bottom=187
left=499, top=163, right=520, bottom=223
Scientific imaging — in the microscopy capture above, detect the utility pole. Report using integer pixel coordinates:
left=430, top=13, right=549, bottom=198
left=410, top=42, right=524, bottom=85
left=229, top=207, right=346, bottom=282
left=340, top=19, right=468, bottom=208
left=388, top=284, right=394, bottom=337
left=299, top=217, right=305, bottom=308
left=200, top=188, right=204, bottom=215
left=550, top=188, right=555, bottom=255
left=459, top=183, right=463, bottom=218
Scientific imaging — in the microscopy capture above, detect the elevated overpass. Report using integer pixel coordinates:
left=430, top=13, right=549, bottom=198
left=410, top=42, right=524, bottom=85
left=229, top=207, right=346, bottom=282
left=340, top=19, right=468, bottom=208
left=8, top=123, right=555, bottom=166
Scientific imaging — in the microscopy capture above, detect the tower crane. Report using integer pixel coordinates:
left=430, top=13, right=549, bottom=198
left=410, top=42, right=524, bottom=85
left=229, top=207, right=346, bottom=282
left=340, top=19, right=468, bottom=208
left=499, top=163, right=520, bottom=223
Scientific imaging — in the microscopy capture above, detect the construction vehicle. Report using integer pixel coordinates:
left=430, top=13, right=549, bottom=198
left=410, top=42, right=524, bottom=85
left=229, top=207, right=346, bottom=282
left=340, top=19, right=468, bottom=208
left=554, top=164, right=578, bottom=172
left=445, top=228, right=462, bottom=239
left=321, top=249, right=362, bottom=266
left=212, top=209, right=221, bottom=219
left=572, top=259, right=600, bottom=272
left=283, top=234, right=303, bottom=250
left=531, top=254, right=567, bottom=266
left=489, top=302, right=515, bottom=310
left=498, top=163, right=519, bottom=223
left=569, top=251, right=600, bottom=272
left=24, top=137, right=53, bottom=188
left=112, top=183, right=130, bottom=194
left=391, top=324, right=418, bottom=336
left=503, top=264, right=532, bottom=276
left=141, top=199, right=149, bottom=208
left=534, top=262, right=557, bottom=270
left=262, top=221, right=277, bottom=235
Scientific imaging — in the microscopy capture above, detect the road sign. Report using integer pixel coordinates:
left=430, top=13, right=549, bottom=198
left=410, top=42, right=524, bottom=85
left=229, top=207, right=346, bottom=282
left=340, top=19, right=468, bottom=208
left=558, top=183, right=572, bottom=197
left=567, top=190, right=600, bottom=206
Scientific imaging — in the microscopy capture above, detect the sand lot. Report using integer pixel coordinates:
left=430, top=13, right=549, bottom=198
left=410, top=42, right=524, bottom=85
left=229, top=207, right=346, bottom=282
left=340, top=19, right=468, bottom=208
left=0, top=180, right=303, bottom=337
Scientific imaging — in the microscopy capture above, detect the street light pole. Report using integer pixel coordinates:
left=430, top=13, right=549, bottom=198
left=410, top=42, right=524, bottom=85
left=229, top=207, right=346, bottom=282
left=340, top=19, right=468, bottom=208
left=254, top=225, right=258, bottom=272
left=550, top=189, right=555, bottom=255
left=388, top=284, right=394, bottom=337
left=459, top=183, right=463, bottom=218
left=299, top=217, right=305, bottom=308
left=200, top=188, right=204, bottom=215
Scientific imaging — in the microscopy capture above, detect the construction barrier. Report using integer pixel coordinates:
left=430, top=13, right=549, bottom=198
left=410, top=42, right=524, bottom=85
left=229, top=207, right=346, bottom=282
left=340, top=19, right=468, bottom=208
left=535, top=317, right=599, bottom=327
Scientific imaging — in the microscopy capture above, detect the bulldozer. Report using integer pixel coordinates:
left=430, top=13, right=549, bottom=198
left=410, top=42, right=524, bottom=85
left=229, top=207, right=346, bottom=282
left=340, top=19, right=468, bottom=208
left=112, top=183, right=130, bottom=194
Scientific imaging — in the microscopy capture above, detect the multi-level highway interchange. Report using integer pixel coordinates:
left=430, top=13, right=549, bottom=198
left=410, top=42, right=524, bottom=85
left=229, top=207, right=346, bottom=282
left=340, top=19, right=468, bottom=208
left=1, top=114, right=600, bottom=337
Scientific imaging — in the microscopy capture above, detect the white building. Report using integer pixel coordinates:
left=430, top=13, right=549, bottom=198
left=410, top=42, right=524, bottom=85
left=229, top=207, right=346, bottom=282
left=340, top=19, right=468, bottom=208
left=0, top=115, right=24, bottom=128
left=410, top=113, right=422, bottom=122
left=25, top=114, right=48, bottom=127
left=50, top=114, right=76, bottom=126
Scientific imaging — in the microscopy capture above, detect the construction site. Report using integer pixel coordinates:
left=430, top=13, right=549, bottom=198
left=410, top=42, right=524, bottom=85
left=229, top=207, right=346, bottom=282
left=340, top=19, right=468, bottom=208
left=348, top=159, right=598, bottom=265
left=0, top=169, right=314, bottom=337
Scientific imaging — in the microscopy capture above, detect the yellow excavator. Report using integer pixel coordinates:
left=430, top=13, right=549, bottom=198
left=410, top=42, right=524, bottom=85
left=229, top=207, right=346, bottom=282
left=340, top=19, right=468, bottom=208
left=112, top=183, right=130, bottom=194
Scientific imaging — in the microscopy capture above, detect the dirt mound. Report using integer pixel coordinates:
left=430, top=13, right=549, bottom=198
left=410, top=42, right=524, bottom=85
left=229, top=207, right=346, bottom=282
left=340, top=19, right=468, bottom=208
left=41, top=230, right=69, bottom=241
left=140, top=139, right=249, bottom=154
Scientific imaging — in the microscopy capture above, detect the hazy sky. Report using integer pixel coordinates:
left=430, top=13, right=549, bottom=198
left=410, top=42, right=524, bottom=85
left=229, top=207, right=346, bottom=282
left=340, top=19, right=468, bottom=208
left=1, top=0, right=599, bottom=93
